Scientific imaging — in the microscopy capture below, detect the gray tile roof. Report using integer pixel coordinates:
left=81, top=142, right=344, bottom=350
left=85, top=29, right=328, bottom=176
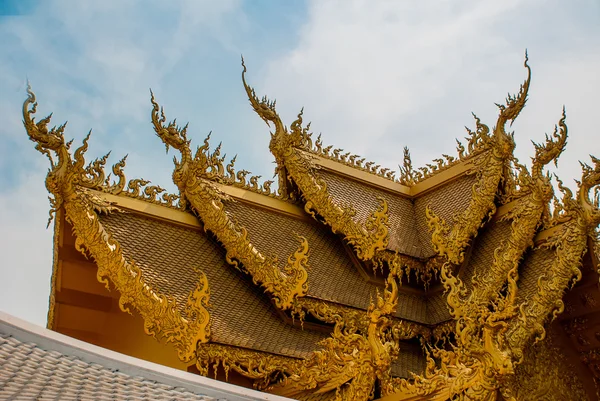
left=0, top=333, right=214, bottom=400
left=0, top=312, right=291, bottom=401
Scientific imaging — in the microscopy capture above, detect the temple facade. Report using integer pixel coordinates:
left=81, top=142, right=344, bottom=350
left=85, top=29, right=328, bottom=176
left=21, top=55, right=600, bottom=400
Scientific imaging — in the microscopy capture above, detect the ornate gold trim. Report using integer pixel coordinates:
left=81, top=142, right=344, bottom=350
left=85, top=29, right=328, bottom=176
left=24, top=86, right=211, bottom=362
left=382, top=164, right=599, bottom=400
left=46, top=207, right=63, bottom=330
left=150, top=92, right=310, bottom=310
left=91, top=190, right=202, bottom=229
left=424, top=55, right=532, bottom=266
left=306, top=133, right=401, bottom=182
left=305, top=150, right=412, bottom=196
left=506, top=156, right=600, bottom=354
left=293, top=297, right=431, bottom=340
left=214, top=181, right=310, bottom=220
left=306, top=147, right=476, bottom=198
left=467, top=110, right=567, bottom=311
left=372, top=56, right=600, bottom=401
left=375, top=250, right=442, bottom=290
left=242, top=59, right=390, bottom=261
left=269, top=270, right=401, bottom=401
left=195, top=343, right=302, bottom=390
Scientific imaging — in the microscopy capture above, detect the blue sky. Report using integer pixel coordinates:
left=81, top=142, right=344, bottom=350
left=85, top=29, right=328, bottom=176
left=1, top=0, right=599, bottom=326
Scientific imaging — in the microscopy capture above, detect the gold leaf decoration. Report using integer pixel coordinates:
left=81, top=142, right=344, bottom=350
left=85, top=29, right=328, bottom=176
left=150, top=91, right=310, bottom=310
left=425, top=54, right=533, bottom=266
left=241, top=58, right=390, bottom=261
left=23, top=86, right=211, bottom=363
left=195, top=343, right=302, bottom=390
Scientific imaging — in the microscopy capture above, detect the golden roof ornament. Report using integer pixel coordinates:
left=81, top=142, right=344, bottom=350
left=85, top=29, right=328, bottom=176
left=21, top=51, right=600, bottom=400
left=150, top=90, right=310, bottom=311
left=23, top=84, right=211, bottom=362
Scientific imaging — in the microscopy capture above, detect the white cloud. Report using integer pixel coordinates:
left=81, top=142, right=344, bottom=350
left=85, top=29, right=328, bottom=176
left=0, top=170, right=53, bottom=325
left=2, top=0, right=599, bottom=327
left=0, top=0, right=245, bottom=326
left=259, top=0, right=600, bottom=186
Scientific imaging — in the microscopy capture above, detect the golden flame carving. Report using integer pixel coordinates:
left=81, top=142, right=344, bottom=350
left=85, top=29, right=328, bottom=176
left=386, top=110, right=599, bottom=400
left=150, top=91, right=310, bottom=310
left=195, top=343, right=302, bottom=391
left=23, top=86, right=211, bottom=362
left=241, top=58, right=390, bottom=261
left=425, top=54, right=532, bottom=266
left=25, top=52, right=600, bottom=400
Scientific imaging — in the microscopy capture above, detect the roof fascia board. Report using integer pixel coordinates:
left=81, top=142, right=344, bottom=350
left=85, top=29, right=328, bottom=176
left=88, top=190, right=202, bottom=230
left=306, top=150, right=475, bottom=198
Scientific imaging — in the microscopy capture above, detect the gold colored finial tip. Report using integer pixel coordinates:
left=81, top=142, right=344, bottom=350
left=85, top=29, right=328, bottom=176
left=241, top=55, right=247, bottom=72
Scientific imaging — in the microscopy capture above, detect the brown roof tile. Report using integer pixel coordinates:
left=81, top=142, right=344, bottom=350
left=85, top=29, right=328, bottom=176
left=314, top=170, right=478, bottom=260
left=224, top=200, right=430, bottom=323
left=516, top=247, right=555, bottom=305
left=458, top=219, right=512, bottom=292
left=414, top=174, right=478, bottom=258
left=392, top=342, right=426, bottom=378
left=317, top=170, right=421, bottom=257
left=99, top=212, right=326, bottom=359
left=97, top=211, right=427, bottom=378
left=426, top=292, right=451, bottom=324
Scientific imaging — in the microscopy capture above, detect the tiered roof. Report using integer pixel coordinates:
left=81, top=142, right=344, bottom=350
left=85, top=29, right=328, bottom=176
left=22, top=54, right=600, bottom=400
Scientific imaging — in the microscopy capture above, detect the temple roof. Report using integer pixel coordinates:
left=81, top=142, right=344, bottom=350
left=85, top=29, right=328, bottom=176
left=0, top=311, right=291, bottom=401
left=311, top=166, right=479, bottom=258
left=20, top=53, right=600, bottom=400
left=98, top=210, right=326, bottom=360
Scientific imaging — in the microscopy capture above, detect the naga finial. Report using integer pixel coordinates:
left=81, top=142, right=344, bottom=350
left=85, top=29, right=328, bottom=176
left=241, top=55, right=280, bottom=128
left=490, top=51, right=531, bottom=160
left=530, top=107, right=568, bottom=180
left=241, top=57, right=301, bottom=198
left=23, top=83, right=69, bottom=163
left=150, top=89, right=190, bottom=155
left=496, top=51, right=531, bottom=130
left=577, top=155, right=600, bottom=227
left=23, top=85, right=124, bottom=226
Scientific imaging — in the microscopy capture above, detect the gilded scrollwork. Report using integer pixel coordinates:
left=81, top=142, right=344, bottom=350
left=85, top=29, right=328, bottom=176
left=425, top=54, right=532, bottom=266
left=195, top=343, right=302, bottom=390
left=431, top=320, right=455, bottom=346
left=306, top=133, right=398, bottom=182
left=384, top=151, right=598, bottom=399
left=46, top=207, right=62, bottom=330
left=377, top=60, right=597, bottom=401
left=467, top=110, right=567, bottom=313
left=26, top=51, right=600, bottom=401
left=505, top=156, right=600, bottom=355
left=150, top=91, right=310, bottom=310
left=242, top=58, right=390, bottom=261
left=502, top=330, right=588, bottom=401
left=268, top=271, right=401, bottom=401
left=292, top=297, right=431, bottom=340
left=399, top=146, right=460, bottom=186
left=23, top=86, right=211, bottom=362
left=375, top=250, right=442, bottom=290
